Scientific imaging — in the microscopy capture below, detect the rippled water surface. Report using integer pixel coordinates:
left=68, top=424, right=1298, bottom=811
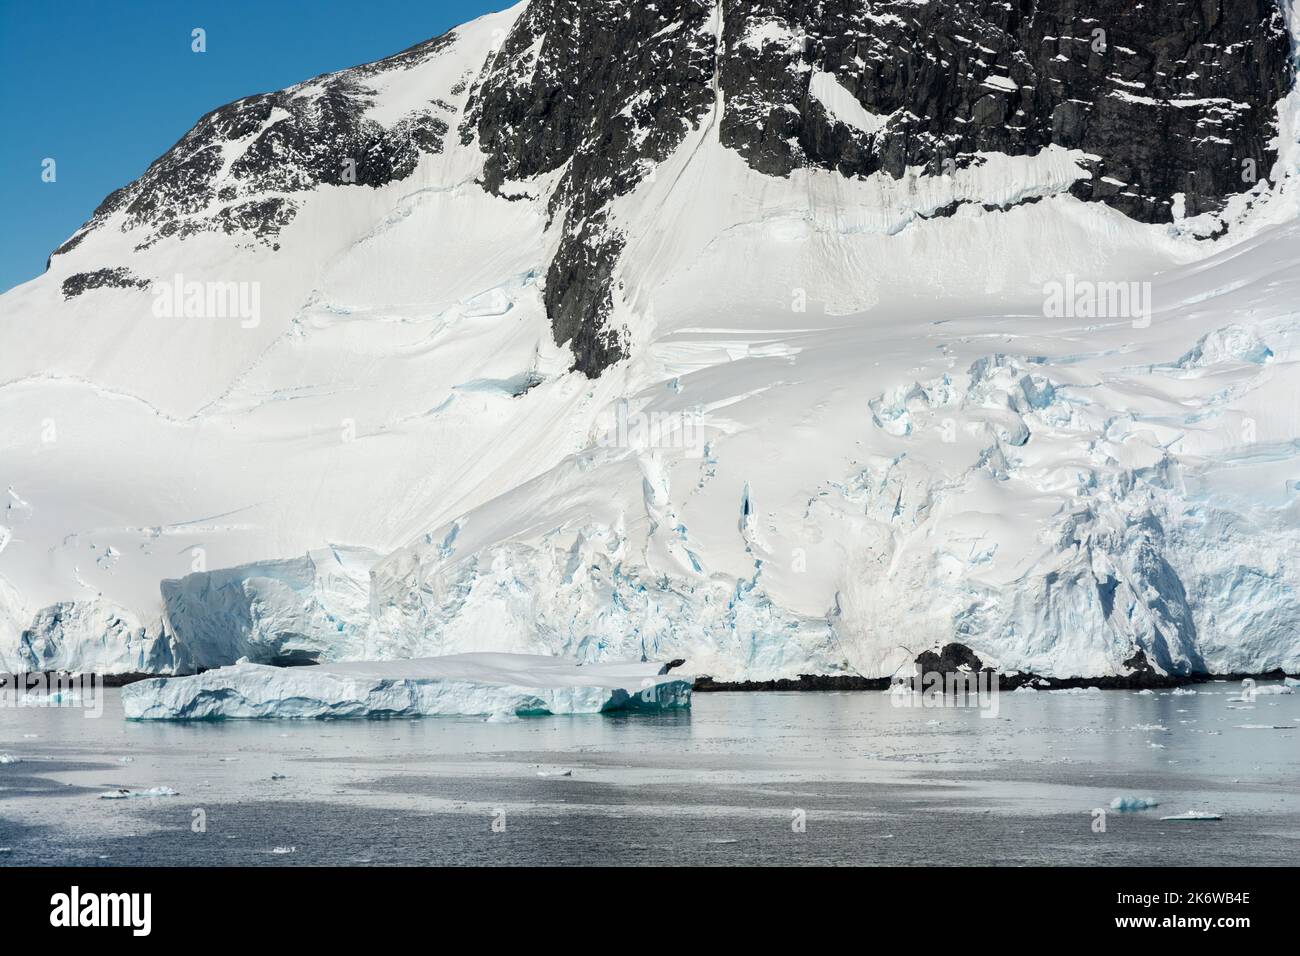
left=1, top=683, right=1296, bottom=865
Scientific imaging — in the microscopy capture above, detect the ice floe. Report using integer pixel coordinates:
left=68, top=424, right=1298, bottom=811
left=98, top=787, right=179, bottom=799
left=121, top=653, right=692, bottom=720
left=1110, top=796, right=1160, bottom=811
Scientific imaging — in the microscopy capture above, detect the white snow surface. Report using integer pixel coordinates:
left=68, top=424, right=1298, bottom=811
left=3, top=2, right=1300, bottom=680
left=120, top=653, right=692, bottom=719
left=808, top=70, right=889, bottom=135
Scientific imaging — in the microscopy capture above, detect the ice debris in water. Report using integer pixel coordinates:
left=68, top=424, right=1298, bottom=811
left=0, top=754, right=20, bottom=764
left=98, top=786, right=179, bottom=799
left=1110, top=796, right=1160, bottom=811
left=1234, top=724, right=1291, bottom=730
left=1160, top=811, right=1222, bottom=821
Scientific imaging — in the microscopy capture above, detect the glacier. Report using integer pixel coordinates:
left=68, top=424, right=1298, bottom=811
left=119, top=653, right=693, bottom=720
left=2, top=1, right=1300, bottom=681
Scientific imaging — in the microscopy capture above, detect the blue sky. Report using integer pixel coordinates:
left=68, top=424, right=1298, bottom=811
left=0, top=0, right=506, bottom=293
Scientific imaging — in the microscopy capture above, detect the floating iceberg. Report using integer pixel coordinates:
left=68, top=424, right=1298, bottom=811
left=1110, top=796, right=1160, bottom=811
left=98, top=787, right=179, bottom=799
left=121, top=653, right=692, bottom=720
left=1160, top=811, right=1223, bottom=822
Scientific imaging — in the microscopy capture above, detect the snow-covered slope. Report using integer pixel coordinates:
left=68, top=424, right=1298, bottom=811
left=3, top=0, right=1299, bottom=679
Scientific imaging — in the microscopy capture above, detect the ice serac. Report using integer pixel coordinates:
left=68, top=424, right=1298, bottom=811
left=3, top=0, right=1300, bottom=682
left=12, top=600, right=173, bottom=676
left=120, top=653, right=692, bottom=720
left=161, top=546, right=380, bottom=672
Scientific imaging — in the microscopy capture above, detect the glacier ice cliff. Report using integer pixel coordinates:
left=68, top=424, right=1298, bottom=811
left=3, top=0, right=1300, bottom=681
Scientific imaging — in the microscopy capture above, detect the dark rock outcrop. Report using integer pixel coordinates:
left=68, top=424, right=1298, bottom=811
left=50, top=33, right=459, bottom=259
left=720, top=0, right=1290, bottom=224
left=915, top=641, right=987, bottom=676
left=50, top=0, right=1294, bottom=379
left=468, top=0, right=1292, bottom=376
left=463, top=0, right=719, bottom=376
left=61, top=267, right=151, bottom=300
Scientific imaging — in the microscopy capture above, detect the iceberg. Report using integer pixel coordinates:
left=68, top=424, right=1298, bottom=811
left=98, top=787, right=179, bottom=799
left=121, top=653, right=693, bottom=720
left=1110, top=796, right=1159, bottom=811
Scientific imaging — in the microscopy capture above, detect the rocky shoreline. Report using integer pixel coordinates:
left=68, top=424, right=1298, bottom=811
left=19, top=667, right=1299, bottom=693
left=693, top=643, right=1297, bottom=692
left=692, top=669, right=1298, bottom=693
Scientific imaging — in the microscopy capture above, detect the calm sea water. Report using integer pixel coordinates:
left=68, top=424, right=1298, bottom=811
left=1, top=683, right=1296, bottom=865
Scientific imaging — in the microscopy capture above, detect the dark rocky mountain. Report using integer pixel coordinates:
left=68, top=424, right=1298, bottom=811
left=53, top=0, right=1294, bottom=376
left=52, top=33, right=460, bottom=264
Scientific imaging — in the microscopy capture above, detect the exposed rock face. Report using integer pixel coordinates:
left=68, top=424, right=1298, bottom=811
left=720, top=0, right=1292, bottom=223
left=915, top=642, right=987, bottom=676
left=61, top=267, right=150, bottom=299
left=50, top=34, right=458, bottom=258
left=463, top=0, right=720, bottom=376
left=50, top=0, right=1293, bottom=376
left=468, top=0, right=1292, bottom=375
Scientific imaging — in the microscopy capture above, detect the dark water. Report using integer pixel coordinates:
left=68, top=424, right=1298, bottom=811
left=1, top=684, right=1297, bottom=865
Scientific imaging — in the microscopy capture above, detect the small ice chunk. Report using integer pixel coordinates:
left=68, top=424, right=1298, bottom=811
left=1234, top=724, right=1290, bottom=730
left=98, top=786, right=179, bottom=799
left=1159, top=811, right=1222, bottom=821
left=0, top=754, right=20, bottom=764
left=1110, top=796, right=1159, bottom=811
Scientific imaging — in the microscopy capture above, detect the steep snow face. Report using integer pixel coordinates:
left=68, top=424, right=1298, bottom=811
left=3, top=0, right=1300, bottom=679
